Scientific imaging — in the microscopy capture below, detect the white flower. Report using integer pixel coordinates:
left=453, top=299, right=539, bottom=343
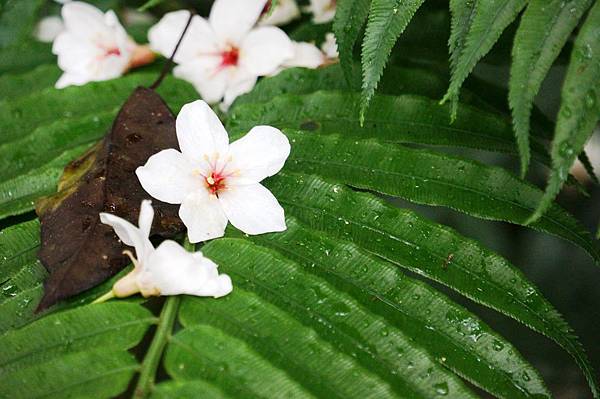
left=100, top=200, right=233, bottom=298
left=35, top=16, right=65, bottom=43
left=148, top=0, right=295, bottom=109
left=52, top=1, right=154, bottom=89
left=136, top=100, right=290, bottom=243
left=270, top=41, right=325, bottom=76
left=305, top=0, right=336, bottom=24
left=259, top=0, right=301, bottom=26
left=321, top=32, right=339, bottom=59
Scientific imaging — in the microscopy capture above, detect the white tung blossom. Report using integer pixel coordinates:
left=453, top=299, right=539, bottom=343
left=52, top=1, right=154, bottom=89
left=305, top=0, right=336, bottom=24
left=100, top=200, right=233, bottom=298
left=259, top=0, right=301, bottom=26
left=148, top=0, right=296, bottom=109
left=136, top=100, right=290, bottom=243
left=321, top=32, right=339, bottom=59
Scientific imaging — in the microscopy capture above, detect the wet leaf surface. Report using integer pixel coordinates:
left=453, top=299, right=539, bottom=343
left=35, top=87, right=184, bottom=310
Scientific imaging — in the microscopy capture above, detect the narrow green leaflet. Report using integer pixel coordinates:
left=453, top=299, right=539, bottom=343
left=333, top=0, right=371, bottom=84
left=233, top=218, right=550, bottom=398
left=442, top=0, right=527, bottom=118
left=360, top=0, right=426, bottom=121
left=266, top=172, right=597, bottom=396
left=509, top=0, right=593, bottom=177
left=0, top=303, right=156, bottom=399
left=228, top=91, right=554, bottom=168
left=281, top=131, right=600, bottom=264
left=529, top=1, right=600, bottom=224
left=178, top=242, right=478, bottom=398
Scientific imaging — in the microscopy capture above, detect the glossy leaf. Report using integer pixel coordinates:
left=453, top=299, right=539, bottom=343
left=442, top=0, right=527, bottom=117
left=361, top=0, right=426, bottom=120
left=280, top=131, right=600, bottom=264
left=529, top=1, right=600, bottom=224
left=333, top=0, right=371, bottom=84
left=509, top=0, right=593, bottom=177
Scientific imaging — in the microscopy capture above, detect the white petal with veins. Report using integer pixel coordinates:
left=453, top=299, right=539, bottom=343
left=136, top=149, right=200, bottom=205
left=219, top=183, right=286, bottom=235
left=180, top=191, right=229, bottom=242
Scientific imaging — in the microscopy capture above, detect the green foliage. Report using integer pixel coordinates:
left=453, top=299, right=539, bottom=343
left=528, top=1, right=600, bottom=224
left=1, top=2, right=599, bottom=398
left=360, top=0, right=426, bottom=121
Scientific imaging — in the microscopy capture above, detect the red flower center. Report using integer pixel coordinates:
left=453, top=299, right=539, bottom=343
left=206, top=172, right=227, bottom=195
left=105, top=47, right=121, bottom=57
left=221, top=47, right=239, bottom=67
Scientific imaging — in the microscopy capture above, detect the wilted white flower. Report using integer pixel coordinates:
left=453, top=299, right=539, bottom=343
left=259, top=0, right=301, bottom=26
left=137, top=100, right=290, bottom=243
left=321, top=32, right=339, bottom=59
left=35, top=16, right=64, bottom=43
left=100, top=200, right=233, bottom=299
left=148, top=0, right=295, bottom=109
left=52, top=1, right=154, bottom=89
left=305, top=0, right=336, bottom=24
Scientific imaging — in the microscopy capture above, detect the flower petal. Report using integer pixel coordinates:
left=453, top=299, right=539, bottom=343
left=138, top=199, right=154, bottom=238
left=180, top=191, right=228, bottom=243
left=228, top=125, right=290, bottom=182
left=221, top=67, right=257, bottom=110
left=239, top=26, right=294, bottom=76
left=174, top=62, right=226, bottom=104
left=282, top=41, right=324, bottom=69
left=209, top=0, right=268, bottom=44
left=99, top=212, right=151, bottom=261
left=143, top=240, right=233, bottom=297
left=259, top=0, right=301, bottom=26
left=176, top=100, right=230, bottom=163
left=35, top=16, right=65, bottom=43
left=136, top=149, right=201, bottom=205
left=219, top=183, right=286, bottom=235
left=148, top=11, right=218, bottom=64
left=61, top=1, right=108, bottom=39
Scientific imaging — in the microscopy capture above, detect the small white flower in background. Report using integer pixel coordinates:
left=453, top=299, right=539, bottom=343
left=52, top=1, right=154, bottom=89
left=321, top=32, right=339, bottom=59
left=136, top=100, right=290, bottom=243
left=270, top=41, right=325, bottom=75
left=100, top=200, right=233, bottom=299
left=259, top=0, right=301, bottom=26
left=35, top=16, right=64, bottom=43
left=148, top=0, right=295, bottom=109
left=305, top=0, right=336, bottom=24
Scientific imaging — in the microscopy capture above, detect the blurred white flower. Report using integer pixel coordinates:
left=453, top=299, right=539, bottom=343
left=100, top=200, right=233, bottom=298
left=321, top=32, right=339, bottom=59
left=259, top=0, right=301, bottom=26
left=305, top=0, right=336, bottom=24
left=270, top=41, right=325, bottom=76
left=35, top=16, right=64, bottom=43
left=137, top=100, right=290, bottom=243
left=148, top=0, right=294, bottom=109
left=52, top=1, right=154, bottom=89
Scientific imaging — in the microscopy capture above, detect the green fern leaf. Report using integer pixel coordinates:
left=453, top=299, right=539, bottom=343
left=442, top=0, right=527, bottom=118
left=528, top=1, right=600, bottom=225
left=333, top=0, right=371, bottom=85
left=360, top=0, right=426, bottom=122
left=509, top=0, right=593, bottom=177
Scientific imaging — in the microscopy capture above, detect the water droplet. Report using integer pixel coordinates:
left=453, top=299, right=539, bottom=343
left=433, top=382, right=449, bottom=396
left=584, top=90, right=596, bottom=109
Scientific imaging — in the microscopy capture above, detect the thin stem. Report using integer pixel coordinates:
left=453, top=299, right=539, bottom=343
left=91, top=290, right=115, bottom=304
left=134, top=295, right=180, bottom=398
left=133, top=238, right=194, bottom=398
left=149, top=11, right=195, bottom=90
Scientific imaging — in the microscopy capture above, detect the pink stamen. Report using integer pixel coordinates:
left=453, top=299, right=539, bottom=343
left=106, top=47, right=121, bottom=57
left=205, top=171, right=227, bottom=195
